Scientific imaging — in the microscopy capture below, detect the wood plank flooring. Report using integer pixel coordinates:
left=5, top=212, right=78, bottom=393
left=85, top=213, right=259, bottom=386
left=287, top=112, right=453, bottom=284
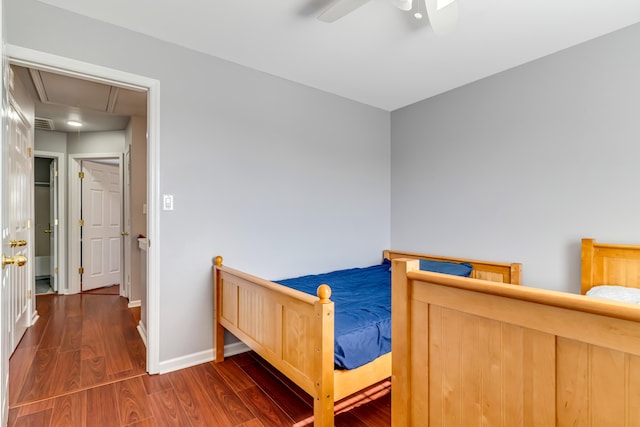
left=9, top=291, right=391, bottom=426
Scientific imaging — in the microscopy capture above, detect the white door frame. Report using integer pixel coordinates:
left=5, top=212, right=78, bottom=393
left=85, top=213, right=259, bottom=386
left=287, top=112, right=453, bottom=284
left=69, top=154, right=123, bottom=295
left=123, top=147, right=132, bottom=301
left=7, top=45, right=162, bottom=374
left=34, top=150, right=66, bottom=296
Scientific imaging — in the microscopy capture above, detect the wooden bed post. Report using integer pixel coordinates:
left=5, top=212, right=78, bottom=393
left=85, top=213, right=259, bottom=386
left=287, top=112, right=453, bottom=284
left=313, top=284, right=335, bottom=427
left=391, top=258, right=419, bottom=427
left=581, top=238, right=595, bottom=294
left=213, top=256, right=225, bottom=363
left=510, top=263, right=523, bottom=285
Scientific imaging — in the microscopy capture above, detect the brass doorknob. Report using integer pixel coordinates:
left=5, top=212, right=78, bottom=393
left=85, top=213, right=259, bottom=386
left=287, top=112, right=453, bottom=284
left=121, top=231, right=129, bottom=236
left=2, top=254, right=27, bottom=269
left=44, top=229, right=53, bottom=234
left=9, top=240, right=27, bottom=247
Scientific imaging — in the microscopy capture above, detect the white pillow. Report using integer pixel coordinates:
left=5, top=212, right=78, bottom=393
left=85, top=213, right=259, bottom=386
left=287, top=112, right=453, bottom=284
left=586, top=285, right=640, bottom=304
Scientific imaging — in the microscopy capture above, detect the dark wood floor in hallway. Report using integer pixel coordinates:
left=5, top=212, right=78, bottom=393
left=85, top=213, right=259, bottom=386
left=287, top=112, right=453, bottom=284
left=9, top=290, right=391, bottom=426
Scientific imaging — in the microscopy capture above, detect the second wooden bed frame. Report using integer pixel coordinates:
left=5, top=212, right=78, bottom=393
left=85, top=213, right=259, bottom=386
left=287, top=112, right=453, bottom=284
left=392, top=238, right=640, bottom=426
left=581, top=237, right=640, bottom=294
left=213, top=250, right=522, bottom=426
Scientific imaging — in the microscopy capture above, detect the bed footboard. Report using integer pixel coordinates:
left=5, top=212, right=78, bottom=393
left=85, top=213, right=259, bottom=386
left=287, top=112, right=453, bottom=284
left=392, top=257, right=640, bottom=426
left=213, top=257, right=336, bottom=426
left=384, top=249, right=522, bottom=285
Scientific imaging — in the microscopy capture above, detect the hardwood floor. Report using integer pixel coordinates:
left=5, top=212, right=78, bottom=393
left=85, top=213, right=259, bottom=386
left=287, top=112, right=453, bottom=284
left=9, top=291, right=391, bottom=426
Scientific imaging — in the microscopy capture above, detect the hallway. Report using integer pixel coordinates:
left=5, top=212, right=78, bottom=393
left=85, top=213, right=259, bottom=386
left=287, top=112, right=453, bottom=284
left=8, top=288, right=146, bottom=409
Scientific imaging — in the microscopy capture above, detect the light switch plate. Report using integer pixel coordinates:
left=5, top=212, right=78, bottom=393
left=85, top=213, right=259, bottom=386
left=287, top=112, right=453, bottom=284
left=162, top=194, right=174, bottom=211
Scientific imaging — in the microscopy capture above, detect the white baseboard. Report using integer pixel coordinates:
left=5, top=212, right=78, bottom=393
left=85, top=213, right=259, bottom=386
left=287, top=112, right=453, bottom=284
left=223, top=341, right=251, bottom=357
left=30, top=311, right=40, bottom=326
left=137, top=321, right=147, bottom=347
left=157, top=349, right=213, bottom=374
left=155, top=341, right=251, bottom=375
left=128, top=300, right=141, bottom=308
left=2, top=373, right=8, bottom=427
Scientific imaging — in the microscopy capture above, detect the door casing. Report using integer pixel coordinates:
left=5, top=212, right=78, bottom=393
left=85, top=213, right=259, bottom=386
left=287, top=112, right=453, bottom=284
left=34, top=150, right=66, bottom=295
left=49, top=157, right=58, bottom=292
left=123, top=147, right=132, bottom=301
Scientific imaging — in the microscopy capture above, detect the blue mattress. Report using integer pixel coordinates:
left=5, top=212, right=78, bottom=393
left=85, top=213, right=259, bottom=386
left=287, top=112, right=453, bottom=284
left=276, top=258, right=473, bottom=370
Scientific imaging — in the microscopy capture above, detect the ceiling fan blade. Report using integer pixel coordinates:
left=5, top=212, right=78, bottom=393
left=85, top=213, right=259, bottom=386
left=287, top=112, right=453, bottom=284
left=389, top=0, right=413, bottom=12
left=425, top=0, right=458, bottom=36
left=318, top=0, right=371, bottom=22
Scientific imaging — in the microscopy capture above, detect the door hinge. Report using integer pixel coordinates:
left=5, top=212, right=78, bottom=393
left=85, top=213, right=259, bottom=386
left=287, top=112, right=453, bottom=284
left=54, top=170, right=58, bottom=177
left=27, top=147, right=32, bottom=157
left=27, top=290, right=32, bottom=299
left=78, top=171, right=85, bottom=179
left=78, top=267, right=84, bottom=275
left=79, top=219, right=84, bottom=227
left=54, top=267, right=59, bottom=275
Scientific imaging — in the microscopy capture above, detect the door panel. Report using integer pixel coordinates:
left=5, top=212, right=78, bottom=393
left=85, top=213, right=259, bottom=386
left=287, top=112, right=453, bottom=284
left=8, top=101, right=32, bottom=352
left=82, top=161, right=121, bottom=291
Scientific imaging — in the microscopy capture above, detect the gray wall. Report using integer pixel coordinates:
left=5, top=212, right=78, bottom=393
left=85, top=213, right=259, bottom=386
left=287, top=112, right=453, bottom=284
left=391, top=22, right=640, bottom=292
left=6, top=0, right=391, bottom=363
left=34, top=130, right=67, bottom=153
left=67, top=130, right=125, bottom=154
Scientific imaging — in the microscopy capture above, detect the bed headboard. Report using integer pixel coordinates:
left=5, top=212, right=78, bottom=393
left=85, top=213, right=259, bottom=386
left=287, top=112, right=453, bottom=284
left=581, top=238, right=640, bottom=294
left=383, top=250, right=522, bottom=285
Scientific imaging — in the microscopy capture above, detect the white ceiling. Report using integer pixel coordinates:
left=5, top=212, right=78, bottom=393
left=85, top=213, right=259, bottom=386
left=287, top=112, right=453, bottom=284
left=37, top=0, right=640, bottom=111
left=12, top=65, right=147, bottom=133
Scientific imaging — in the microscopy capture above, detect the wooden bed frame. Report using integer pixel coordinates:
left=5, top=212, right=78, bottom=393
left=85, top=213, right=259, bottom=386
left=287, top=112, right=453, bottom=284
left=213, top=251, right=522, bottom=426
left=581, top=237, right=640, bottom=294
left=392, top=254, right=640, bottom=426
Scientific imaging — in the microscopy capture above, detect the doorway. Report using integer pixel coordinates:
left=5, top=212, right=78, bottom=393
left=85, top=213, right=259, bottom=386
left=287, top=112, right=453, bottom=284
left=6, top=44, right=161, bottom=375
left=33, top=156, right=59, bottom=295
left=33, top=150, right=67, bottom=296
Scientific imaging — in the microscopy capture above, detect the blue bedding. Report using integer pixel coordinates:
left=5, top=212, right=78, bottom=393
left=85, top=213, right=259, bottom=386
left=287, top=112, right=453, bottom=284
left=276, top=258, right=472, bottom=370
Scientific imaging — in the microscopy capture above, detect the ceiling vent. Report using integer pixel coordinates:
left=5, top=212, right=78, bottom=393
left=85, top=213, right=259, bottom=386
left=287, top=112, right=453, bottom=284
left=34, top=117, right=55, bottom=131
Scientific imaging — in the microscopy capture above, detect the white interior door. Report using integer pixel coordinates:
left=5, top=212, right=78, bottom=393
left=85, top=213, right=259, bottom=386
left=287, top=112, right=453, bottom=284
left=81, top=160, right=121, bottom=291
left=49, top=158, right=58, bottom=292
left=7, top=100, right=32, bottom=353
